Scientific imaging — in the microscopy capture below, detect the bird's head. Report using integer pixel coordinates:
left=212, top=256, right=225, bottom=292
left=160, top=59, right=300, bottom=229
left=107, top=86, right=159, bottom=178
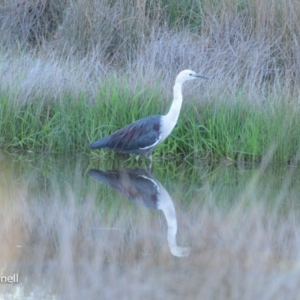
left=175, top=69, right=209, bottom=84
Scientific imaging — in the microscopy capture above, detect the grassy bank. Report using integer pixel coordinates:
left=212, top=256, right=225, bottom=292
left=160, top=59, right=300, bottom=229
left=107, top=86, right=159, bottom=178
left=1, top=0, right=300, bottom=162
left=0, top=83, right=300, bottom=163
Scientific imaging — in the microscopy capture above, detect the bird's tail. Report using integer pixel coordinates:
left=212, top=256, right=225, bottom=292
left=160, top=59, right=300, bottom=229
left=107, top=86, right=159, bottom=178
left=89, top=137, right=109, bottom=149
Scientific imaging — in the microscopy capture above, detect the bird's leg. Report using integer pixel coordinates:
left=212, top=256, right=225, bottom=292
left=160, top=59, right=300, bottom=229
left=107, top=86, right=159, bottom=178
left=148, top=154, right=153, bottom=169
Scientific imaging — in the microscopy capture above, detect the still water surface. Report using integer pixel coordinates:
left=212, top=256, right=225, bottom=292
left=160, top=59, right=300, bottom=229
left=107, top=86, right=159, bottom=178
left=1, top=151, right=300, bottom=299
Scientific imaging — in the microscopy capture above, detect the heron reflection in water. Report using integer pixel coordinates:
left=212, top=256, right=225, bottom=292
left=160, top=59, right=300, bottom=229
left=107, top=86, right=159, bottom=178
left=88, top=168, right=190, bottom=257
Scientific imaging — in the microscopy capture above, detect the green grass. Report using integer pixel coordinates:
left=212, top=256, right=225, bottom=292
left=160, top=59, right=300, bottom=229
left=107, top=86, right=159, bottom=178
left=1, top=81, right=300, bottom=163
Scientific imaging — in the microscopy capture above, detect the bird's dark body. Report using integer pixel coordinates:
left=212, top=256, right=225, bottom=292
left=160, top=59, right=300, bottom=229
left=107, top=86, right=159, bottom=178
left=89, top=115, right=162, bottom=155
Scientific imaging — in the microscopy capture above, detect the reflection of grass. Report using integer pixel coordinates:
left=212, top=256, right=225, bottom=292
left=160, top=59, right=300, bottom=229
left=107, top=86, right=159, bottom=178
left=0, top=153, right=27, bottom=278
left=2, top=152, right=300, bottom=298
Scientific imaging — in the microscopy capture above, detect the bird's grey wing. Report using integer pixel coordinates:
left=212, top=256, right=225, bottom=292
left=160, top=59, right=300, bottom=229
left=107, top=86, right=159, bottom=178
left=105, top=115, right=162, bottom=151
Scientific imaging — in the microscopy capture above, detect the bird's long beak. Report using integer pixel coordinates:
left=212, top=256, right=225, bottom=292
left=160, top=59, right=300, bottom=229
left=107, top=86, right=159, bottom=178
left=195, top=74, right=209, bottom=80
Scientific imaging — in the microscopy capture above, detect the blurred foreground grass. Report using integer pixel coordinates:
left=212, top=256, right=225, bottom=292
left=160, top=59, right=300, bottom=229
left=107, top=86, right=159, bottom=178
left=0, top=151, right=300, bottom=299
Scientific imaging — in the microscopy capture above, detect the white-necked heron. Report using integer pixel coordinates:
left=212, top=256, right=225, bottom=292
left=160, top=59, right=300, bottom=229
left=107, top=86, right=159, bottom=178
left=90, top=69, right=208, bottom=159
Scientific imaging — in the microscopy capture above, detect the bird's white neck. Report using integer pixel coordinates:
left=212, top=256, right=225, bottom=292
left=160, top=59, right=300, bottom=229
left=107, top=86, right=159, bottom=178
left=168, top=82, right=183, bottom=122
left=160, top=81, right=183, bottom=140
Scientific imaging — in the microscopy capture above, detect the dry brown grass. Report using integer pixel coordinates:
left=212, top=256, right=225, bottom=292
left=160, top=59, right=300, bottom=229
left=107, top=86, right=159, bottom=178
left=0, top=0, right=300, bottom=106
left=0, top=0, right=68, bottom=46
